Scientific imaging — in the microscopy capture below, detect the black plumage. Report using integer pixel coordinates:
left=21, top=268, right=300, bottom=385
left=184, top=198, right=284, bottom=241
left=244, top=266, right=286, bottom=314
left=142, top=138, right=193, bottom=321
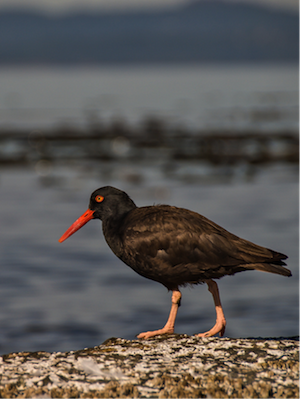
left=59, top=186, right=291, bottom=339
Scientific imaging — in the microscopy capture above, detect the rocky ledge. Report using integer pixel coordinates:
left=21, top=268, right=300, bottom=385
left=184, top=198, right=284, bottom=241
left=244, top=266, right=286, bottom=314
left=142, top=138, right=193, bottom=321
left=0, top=335, right=298, bottom=398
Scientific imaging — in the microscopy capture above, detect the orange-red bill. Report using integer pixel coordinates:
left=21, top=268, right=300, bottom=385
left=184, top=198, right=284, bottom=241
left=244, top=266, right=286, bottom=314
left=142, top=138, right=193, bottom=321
left=59, top=209, right=95, bottom=243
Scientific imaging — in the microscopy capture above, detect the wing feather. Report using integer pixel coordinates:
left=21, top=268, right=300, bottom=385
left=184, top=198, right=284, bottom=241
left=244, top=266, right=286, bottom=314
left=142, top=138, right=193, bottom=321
left=119, top=205, right=289, bottom=288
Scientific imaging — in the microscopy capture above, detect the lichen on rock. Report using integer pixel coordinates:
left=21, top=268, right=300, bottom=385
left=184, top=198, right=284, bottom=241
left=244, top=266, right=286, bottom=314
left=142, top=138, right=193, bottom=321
left=0, top=335, right=298, bottom=398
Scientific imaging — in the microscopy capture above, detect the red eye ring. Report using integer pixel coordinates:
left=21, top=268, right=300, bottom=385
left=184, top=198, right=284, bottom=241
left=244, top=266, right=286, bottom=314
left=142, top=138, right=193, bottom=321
left=95, top=195, right=104, bottom=203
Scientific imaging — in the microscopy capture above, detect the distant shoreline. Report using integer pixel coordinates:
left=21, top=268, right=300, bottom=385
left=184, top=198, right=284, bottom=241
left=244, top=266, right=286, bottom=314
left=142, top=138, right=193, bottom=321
left=0, top=1, right=297, bottom=66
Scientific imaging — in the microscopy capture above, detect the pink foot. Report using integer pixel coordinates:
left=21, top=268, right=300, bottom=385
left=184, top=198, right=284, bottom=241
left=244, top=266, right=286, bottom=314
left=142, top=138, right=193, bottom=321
left=196, top=280, right=226, bottom=338
left=196, top=318, right=226, bottom=338
left=137, top=289, right=181, bottom=339
left=137, top=327, right=174, bottom=339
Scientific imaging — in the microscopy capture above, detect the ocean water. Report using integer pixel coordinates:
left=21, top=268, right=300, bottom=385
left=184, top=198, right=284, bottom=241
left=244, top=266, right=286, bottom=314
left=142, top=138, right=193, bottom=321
left=0, top=64, right=298, bottom=354
left=0, top=164, right=298, bottom=355
left=0, top=64, right=298, bottom=131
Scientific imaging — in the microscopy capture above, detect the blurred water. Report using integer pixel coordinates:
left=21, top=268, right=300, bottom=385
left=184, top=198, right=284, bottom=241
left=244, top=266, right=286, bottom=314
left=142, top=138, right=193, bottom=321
left=0, top=64, right=298, bottom=131
left=0, top=64, right=298, bottom=354
left=0, top=164, right=298, bottom=355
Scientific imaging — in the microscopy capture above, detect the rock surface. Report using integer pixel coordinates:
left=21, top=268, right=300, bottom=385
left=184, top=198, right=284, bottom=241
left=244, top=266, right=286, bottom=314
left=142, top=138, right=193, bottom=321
left=0, top=335, right=298, bottom=398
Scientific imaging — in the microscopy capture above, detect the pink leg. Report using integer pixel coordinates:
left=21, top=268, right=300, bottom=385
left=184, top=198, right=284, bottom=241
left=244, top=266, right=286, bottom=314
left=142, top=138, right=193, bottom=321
left=196, top=280, right=226, bottom=338
left=137, top=289, right=181, bottom=339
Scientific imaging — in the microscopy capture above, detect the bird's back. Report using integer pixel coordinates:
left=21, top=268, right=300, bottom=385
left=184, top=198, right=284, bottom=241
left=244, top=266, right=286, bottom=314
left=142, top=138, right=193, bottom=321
left=113, top=205, right=290, bottom=289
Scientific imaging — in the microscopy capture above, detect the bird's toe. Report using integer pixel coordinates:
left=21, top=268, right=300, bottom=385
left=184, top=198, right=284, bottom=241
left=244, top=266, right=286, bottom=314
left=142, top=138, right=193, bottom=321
left=137, top=327, right=174, bottom=339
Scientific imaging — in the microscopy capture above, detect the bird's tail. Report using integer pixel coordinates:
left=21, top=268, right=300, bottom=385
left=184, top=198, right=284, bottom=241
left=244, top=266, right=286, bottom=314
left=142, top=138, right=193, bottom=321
left=246, top=262, right=292, bottom=277
left=244, top=249, right=291, bottom=277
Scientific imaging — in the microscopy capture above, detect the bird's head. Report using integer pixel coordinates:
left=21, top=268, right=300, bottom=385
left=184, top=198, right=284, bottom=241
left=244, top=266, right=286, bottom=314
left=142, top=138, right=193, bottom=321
left=59, top=186, right=136, bottom=243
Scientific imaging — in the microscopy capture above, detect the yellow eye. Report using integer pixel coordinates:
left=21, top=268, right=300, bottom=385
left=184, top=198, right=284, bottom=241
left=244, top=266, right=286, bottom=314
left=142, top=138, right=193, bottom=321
left=95, top=195, right=104, bottom=203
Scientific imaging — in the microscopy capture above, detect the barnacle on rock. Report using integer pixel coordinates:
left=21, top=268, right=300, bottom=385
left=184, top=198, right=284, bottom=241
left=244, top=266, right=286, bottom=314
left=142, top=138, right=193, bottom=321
left=0, top=336, right=298, bottom=398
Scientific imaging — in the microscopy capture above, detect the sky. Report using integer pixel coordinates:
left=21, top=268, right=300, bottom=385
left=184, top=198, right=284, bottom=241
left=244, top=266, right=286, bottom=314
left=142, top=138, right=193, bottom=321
left=0, top=0, right=298, bottom=13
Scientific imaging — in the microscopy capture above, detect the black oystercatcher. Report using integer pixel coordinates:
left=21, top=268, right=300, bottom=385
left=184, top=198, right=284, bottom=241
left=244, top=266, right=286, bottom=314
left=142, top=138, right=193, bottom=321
left=59, top=186, right=291, bottom=339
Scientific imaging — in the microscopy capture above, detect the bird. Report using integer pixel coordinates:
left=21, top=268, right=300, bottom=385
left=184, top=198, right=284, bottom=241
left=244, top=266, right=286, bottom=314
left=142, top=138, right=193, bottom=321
left=59, top=186, right=291, bottom=339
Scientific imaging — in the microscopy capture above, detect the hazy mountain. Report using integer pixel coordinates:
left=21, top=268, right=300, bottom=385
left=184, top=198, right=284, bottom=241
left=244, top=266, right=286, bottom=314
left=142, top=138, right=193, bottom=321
left=0, top=0, right=298, bottom=65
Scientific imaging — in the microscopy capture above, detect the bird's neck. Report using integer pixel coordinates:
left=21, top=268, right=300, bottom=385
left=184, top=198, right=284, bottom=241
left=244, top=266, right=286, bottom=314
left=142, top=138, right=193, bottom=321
left=101, top=209, right=133, bottom=258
